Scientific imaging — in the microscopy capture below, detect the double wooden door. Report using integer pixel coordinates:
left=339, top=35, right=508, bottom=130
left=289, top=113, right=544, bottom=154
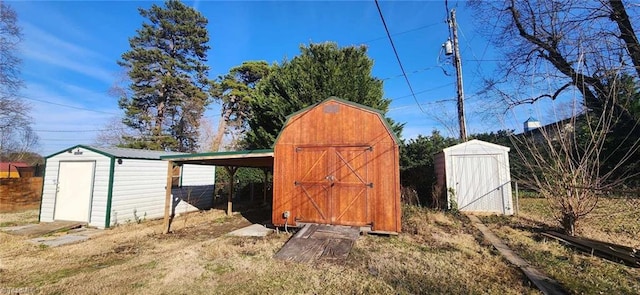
left=294, top=146, right=372, bottom=226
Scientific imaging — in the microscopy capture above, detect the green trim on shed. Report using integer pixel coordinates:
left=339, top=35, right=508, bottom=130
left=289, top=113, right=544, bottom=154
left=104, top=157, right=116, bottom=228
left=161, top=149, right=274, bottom=160
left=273, top=97, right=400, bottom=146
left=38, top=158, right=48, bottom=222
left=46, top=145, right=182, bottom=160
left=46, top=144, right=114, bottom=159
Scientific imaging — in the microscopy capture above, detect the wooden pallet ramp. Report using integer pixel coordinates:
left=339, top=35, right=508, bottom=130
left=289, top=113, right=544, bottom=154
left=274, top=224, right=360, bottom=263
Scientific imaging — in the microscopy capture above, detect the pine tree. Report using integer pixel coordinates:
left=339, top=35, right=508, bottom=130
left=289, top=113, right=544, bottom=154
left=118, top=0, right=211, bottom=152
left=210, top=61, right=271, bottom=151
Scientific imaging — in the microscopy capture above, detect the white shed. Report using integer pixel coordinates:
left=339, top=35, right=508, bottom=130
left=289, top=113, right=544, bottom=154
left=434, top=140, right=513, bottom=215
left=40, top=145, right=216, bottom=228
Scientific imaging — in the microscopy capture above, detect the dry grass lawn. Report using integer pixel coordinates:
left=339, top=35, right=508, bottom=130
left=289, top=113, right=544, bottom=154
left=481, top=198, right=640, bottom=295
left=0, top=205, right=539, bottom=295
left=0, top=209, right=39, bottom=227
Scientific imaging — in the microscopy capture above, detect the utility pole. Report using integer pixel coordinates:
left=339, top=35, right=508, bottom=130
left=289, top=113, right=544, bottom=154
left=450, top=9, right=467, bottom=141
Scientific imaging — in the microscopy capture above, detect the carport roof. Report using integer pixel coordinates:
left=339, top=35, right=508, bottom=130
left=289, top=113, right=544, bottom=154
left=160, top=149, right=274, bottom=168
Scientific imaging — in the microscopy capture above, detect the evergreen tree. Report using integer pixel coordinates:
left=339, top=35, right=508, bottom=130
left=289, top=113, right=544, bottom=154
left=400, top=130, right=458, bottom=206
left=118, top=0, right=210, bottom=152
left=210, top=61, right=271, bottom=151
left=244, top=42, right=399, bottom=149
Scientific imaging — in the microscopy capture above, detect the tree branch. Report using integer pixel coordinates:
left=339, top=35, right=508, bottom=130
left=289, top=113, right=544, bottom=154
left=609, top=0, right=640, bottom=78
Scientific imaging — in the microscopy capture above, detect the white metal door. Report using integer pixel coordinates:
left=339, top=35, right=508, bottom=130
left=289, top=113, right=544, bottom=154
left=54, top=161, right=95, bottom=222
left=453, top=155, right=503, bottom=213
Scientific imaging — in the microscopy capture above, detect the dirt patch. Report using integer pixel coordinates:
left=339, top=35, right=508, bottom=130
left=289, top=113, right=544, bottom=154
left=152, top=213, right=251, bottom=242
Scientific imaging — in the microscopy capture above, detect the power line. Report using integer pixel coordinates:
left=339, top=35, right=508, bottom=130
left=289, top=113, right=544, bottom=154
left=361, top=21, right=442, bottom=44
left=40, top=138, right=91, bottom=142
left=473, top=11, right=502, bottom=73
left=374, top=0, right=426, bottom=114
left=392, top=83, right=455, bottom=100
left=389, top=98, right=457, bottom=111
left=466, top=59, right=509, bottom=62
left=34, top=129, right=112, bottom=132
left=380, top=66, right=443, bottom=81
left=22, top=96, right=118, bottom=115
left=445, top=0, right=452, bottom=39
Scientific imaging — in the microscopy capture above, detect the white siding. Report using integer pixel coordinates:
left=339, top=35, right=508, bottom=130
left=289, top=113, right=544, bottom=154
left=110, top=161, right=216, bottom=227
left=180, top=164, right=216, bottom=185
left=41, top=147, right=111, bottom=227
left=42, top=146, right=218, bottom=229
left=172, top=164, right=216, bottom=215
left=438, top=140, right=513, bottom=215
left=110, top=159, right=168, bottom=226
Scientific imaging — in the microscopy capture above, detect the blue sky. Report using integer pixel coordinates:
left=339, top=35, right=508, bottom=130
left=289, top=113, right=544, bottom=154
left=10, top=0, right=540, bottom=156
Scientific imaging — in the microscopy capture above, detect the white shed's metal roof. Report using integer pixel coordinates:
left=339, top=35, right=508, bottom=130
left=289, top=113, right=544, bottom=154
left=440, top=139, right=510, bottom=155
left=88, top=146, right=186, bottom=159
left=47, top=145, right=186, bottom=160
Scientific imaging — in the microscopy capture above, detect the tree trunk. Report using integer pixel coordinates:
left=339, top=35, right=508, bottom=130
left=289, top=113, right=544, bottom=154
left=609, top=0, right=640, bottom=79
left=561, top=212, right=577, bottom=236
left=156, top=101, right=165, bottom=149
left=211, top=108, right=232, bottom=152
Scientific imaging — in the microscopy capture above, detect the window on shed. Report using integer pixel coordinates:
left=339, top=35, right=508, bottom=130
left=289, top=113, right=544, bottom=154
left=171, top=165, right=182, bottom=188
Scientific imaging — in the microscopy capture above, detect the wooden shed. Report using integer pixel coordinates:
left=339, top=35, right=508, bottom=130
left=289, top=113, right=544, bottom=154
left=434, top=140, right=513, bottom=215
left=272, top=97, right=401, bottom=233
left=40, top=145, right=216, bottom=228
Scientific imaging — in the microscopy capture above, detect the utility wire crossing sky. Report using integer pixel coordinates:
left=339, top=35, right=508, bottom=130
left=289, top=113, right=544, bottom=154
left=9, top=0, right=539, bottom=156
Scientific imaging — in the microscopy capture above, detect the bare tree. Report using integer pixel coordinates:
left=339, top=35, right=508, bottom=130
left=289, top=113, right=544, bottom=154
left=0, top=2, right=38, bottom=160
left=469, top=0, right=640, bottom=235
left=0, top=2, right=21, bottom=95
left=425, top=100, right=462, bottom=138
left=0, top=122, right=38, bottom=161
left=196, top=117, right=215, bottom=152
left=511, top=83, right=639, bottom=235
left=93, top=116, right=141, bottom=147
left=470, top=1, right=639, bottom=110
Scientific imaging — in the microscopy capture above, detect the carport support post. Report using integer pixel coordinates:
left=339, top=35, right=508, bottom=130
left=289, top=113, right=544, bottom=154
left=163, top=161, right=174, bottom=234
left=514, top=181, right=519, bottom=216
left=262, top=168, right=269, bottom=204
left=250, top=182, right=254, bottom=201
left=225, top=166, right=238, bottom=216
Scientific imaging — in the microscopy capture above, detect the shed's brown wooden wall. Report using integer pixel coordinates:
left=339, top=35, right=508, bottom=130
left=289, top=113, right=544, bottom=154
left=273, top=99, right=401, bottom=233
